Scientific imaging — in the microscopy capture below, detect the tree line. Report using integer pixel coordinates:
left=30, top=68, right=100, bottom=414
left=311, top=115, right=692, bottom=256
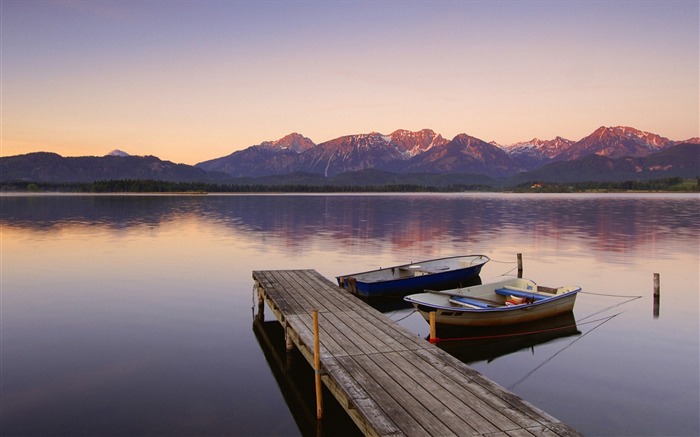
left=2, top=177, right=697, bottom=193
left=515, top=177, right=698, bottom=193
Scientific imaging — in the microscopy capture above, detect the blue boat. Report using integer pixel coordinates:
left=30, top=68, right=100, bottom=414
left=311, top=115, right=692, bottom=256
left=336, top=255, right=489, bottom=297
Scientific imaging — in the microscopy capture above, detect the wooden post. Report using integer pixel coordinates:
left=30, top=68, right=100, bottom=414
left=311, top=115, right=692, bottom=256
left=285, top=328, right=294, bottom=352
left=429, top=311, right=437, bottom=343
left=653, top=273, right=660, bottom=318
left=254, top=284, right=264, bottom=322
left=517, top=253, right=523, bottom=278
left=257, top=286, right=264, bottom=315
left=313, top=309, right=323, bottom=420
left=285, top=327, right=294, bottom=371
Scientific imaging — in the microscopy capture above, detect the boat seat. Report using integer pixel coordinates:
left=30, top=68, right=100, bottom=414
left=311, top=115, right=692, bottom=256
left=494, top=287, right=548, bottom=301
left=400, top=266, right=446, bottom=274
left=448, top=296, right=494, bottom=308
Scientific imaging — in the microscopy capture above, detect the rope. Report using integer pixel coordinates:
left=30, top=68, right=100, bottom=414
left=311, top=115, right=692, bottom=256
left=488, top=258, right=518, bottom=264
left=498, top=266, right=519, bottom=276
left=577, top=294, right=641, bottom=322
left=393, top=309, right=417, bottom=322
left=507, top=313, right=619, bottom=390
left=484, top=258, right=519, bottom=276
left=581, top=291, right=644, bottom=298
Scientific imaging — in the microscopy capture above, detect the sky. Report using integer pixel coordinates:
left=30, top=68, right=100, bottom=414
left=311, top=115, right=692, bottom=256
left=1, top=1, right=698, bottom=165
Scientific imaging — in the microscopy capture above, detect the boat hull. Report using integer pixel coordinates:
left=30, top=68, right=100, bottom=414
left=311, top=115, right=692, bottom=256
left=404, top=278, right=581, bottom=327
left=336, top=255, right=489, bottom=298
left=414, top=294, right=577, bottom=326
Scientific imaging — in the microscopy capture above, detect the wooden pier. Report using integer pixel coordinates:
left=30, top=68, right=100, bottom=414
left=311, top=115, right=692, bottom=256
left=252, top=269, right=581, bottom=437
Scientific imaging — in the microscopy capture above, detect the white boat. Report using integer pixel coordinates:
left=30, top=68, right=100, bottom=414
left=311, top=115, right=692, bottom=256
left=404, top=277, right=581, bottom=327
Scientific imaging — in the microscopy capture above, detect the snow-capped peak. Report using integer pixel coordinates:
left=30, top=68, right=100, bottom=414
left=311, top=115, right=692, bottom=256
left=107, top=149, right=130, bottom=157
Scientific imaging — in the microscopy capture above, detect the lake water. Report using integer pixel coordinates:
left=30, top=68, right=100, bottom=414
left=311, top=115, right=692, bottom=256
left=1, top=193, right=698, bottom=436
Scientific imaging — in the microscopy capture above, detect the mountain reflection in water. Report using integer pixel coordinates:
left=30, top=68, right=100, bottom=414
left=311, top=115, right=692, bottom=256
left=2, top=194, right=697, bottom=258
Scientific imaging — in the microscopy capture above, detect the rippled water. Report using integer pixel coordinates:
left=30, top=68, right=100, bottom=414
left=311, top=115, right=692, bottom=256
left=2, top=193, right=698, bottom=436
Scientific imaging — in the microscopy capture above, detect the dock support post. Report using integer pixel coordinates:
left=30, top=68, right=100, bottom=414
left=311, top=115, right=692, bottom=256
left=285, top=327, right=294, bottom=370
left=517, top=253, right=523, bottom=278
left=253, top=284, right=264, bottom=323
left=429, top=311, right=437, bottom=344
left=256, top=285, right=264, bottom=318
left=285, top=329, right=294, bottom=352
left=653, top=273, right=660, bottom=318
left=313, top=309, right=323, bottom=420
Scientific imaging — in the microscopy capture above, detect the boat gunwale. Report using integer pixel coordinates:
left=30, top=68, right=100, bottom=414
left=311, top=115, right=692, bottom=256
left=404, top=287, right=582, bottom=314
left=335, top=254, right=490, bottom=282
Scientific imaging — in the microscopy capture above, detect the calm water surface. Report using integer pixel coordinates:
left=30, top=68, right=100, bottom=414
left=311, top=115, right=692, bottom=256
left=1, top=193, right=698, bottom=436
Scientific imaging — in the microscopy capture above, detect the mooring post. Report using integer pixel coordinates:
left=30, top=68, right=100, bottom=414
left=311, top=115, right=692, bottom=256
left=653, top=273, right=660, bottom=318
left=517, top=253, right=523, bottom=278
left=312, top=309, right=323, bottom=420
left=429, top=311, right=437, bottom=343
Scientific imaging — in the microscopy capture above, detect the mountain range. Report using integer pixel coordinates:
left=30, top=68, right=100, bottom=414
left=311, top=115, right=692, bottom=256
left=196, top=126, right=698, bottom=178
left=2, top=126, right=698, bottom=186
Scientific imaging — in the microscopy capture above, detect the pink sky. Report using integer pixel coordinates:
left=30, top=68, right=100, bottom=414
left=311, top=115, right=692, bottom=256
left=2, top=1, right=698, bottom=165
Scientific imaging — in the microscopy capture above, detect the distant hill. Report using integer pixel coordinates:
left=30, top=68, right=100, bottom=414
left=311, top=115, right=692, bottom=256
left=0, top=152, right=214, bottom=183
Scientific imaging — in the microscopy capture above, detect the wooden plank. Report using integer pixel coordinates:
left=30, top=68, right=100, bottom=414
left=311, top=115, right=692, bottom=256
left=348, top=307, right=431, bottom=351
left=505, top=428, right=550, bottom=437
left=333, top=311, right=399, bottom=354
left=276, top=270, right=332, bottom=313
left=401, top=349, right=520, bottom=420
left=349, top=354, right=460, bottom=437
left=322, top=360, right=402, bottom=437
left=336, top=355, right=432, bottom=437
left=407, top=348, right=552, bottom=430
left=253, top=271, right=303, bottom=315
left=260, top=270, right=318, bottom=314
left=284, top=314, right=337, bottom=360
left=321, top=312, right=380, bottom=355
left=287, top=269, right=350, bottom=312
left=380, top=351, right=501, bottom=435
left=364, top=352, right=482, bottom=436
left=315, top=312, right=366, bottom=357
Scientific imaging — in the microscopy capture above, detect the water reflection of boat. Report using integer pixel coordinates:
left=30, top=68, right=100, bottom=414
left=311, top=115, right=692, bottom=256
left=434, top=312, right=581, bottom=364
left=336, top=254, right=489, bottom=297
left=404, top=276, right=581, bottom=326
left=252, top=317, right=362, bottom=437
